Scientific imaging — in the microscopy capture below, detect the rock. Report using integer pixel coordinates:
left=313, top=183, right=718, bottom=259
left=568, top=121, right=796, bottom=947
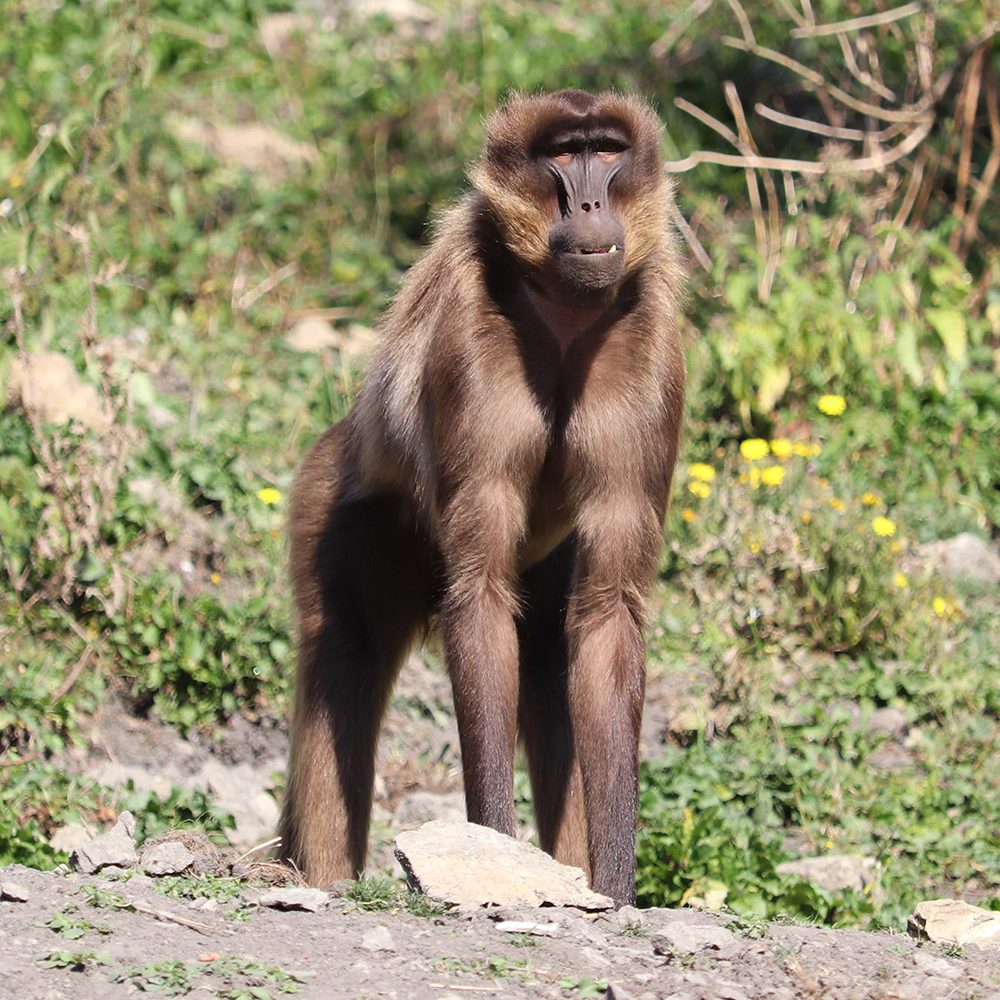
left=168, top=117, right=318, bottom=180
left=651, top=921, right=740, bottom=959
left=285, top=316, right=341, bottom=353
left=7, top=352, right=110, bottom=432
left=348, top=0, right=436, bottom=35
left=259, top=12, right=312, bottom=57
left=394, top=820, right=613, bottom=910
left=199, top=759, right=282, bottom=848
left=49, top=823, right=92, bottom=854
left=140, top=841, right=196, bottom=876
left=258, top=887, right=329, bottom=912
left=394, top=791, right=466, bottom=827
left=0, top=881, right=29, bottom=902
left=911, top=951, right=960, bottom=978
left=908, top=899, right=1000, bottom=949
left=919, top=533, right=1000, bottom=584
left=494, top=919, right=561, bottom=937
left=777, top=854, right=877, bottom=894
left=361, top=925, right=396, bottom=952
left=868, top=707, right=907, bottom=737
left=70, top=811, right=137, bottom=874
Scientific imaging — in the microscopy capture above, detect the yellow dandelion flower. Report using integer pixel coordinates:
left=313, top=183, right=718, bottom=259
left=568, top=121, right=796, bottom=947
left=894, top=572, right=908, bottom=589
left=818, top=394, right=846, bottom=416
left=748, top=467, right=762, bottom=489
left=828, top=497, right=846, bottom=512
left=862, top=492, right=881, bottom=506
left=681, top=507, right=697, bottom=523
left=872, top=516, right=896, bottom=537
left=9, top=172, right=23, bottom=190
left=749, top=540, right=761, bottom=554
left=801, top=511, right=812, bottom=525
left=932, top=596, right=954, bottom=619
left=256, top=487, right=283, bottom=506
left=891, top=541, right=902, bottom=554
left=760, top=464, right=785, bottom=487
left=740, top=438, right=770, bottom=461
left=210, top=572, right=221, bottom=586
left=688, top=463, right=716, bottom=483
left=769, top=438, right=793, bottom=459
left=688, top=481, right=711, bottom=499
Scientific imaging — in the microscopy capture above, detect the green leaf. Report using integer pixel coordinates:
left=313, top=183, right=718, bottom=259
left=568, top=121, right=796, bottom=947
left=926, top=308, right=967, bottom=363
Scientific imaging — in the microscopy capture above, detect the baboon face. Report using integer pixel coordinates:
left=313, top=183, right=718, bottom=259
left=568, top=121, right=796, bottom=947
left=472, top=89, right=666, bottom=299
left=538, top=121, right=630, bottom=292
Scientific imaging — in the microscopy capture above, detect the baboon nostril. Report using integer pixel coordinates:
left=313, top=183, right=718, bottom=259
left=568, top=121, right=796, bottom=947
left=594, top=200, right=601, bottom=209
left=581, top=202, right=591, bottom=212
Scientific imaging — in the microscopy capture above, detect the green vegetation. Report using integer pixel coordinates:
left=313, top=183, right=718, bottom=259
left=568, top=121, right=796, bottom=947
left=2, top=0, right=996, bottom=931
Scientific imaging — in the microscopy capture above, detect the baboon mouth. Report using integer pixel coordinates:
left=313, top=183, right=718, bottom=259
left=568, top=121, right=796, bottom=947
left=577, top=244, right=619, bottom=255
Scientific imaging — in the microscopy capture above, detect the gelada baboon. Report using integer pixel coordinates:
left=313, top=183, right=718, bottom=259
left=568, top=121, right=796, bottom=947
left=279, top=89, right=684, bottom=906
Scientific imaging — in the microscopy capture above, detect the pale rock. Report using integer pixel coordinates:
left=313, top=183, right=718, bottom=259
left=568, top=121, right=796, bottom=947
left=140, top=841, right=196, bottom=876
left=258, top=887, right=329, bottom=912
left=868, top=706, right=908, bottom=737
left=651, top=921, right=740, bottom=959
left=919, top=533, right=1000, bottom=584
left=911, top=950, right=960, bottom=978
left=908, top=899, right=1000, bottom=949
left=494, top=919, right=560, bottom=937
left=361, top=924, right=396, bottom=952
left=777, top=854, right=877, bottom=894
left=0, top=881, right=29, bottom=902
left=395, top=791, right=466, bottom=827
left=285, top=316, right=340, bottom=353
left=169, top=117, right=318, bottom=180
left=70, top=811, right=137, bottom=874
left=8, top=352, right=110, bottom=432
left=394, top=820, right=613, bottom=910
left=259, top=13, right=313, bottom=57
left=49, top=823, right=92, bottom=854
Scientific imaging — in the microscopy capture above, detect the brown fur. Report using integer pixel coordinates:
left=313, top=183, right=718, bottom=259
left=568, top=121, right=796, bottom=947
left=279, top=90, right=685, bottom=906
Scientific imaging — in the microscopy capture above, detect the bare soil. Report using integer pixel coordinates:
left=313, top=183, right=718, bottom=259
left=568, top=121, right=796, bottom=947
left=4, top=862, right=1000, bottom=999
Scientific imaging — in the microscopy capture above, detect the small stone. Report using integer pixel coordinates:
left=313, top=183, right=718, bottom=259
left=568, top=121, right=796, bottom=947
left=0, top=881, right=30, bottom=902
left=8, top=352, right=110, bottom=432
left=918, top=533, right=1000, bottom=584
left=908, top=899, right=1000, bottom=949
left=70, top=811, right=137, bottom=874
left=395, top=791, right=466, bottom=827
left=258, top=887, right=329, bottom=913
left=494, top=920, right=561, bottom=937
left=868, top=706, right=907, bottom=737
left=361, top=925, right=396, bottom=952
left=140, top=841, right=196, bottom=876
left=776, top=854, right=877, bottom=894
left=911, top=951, right=959, bottom=978
left=169, top=118, right=318, bottom=180
left=651, top=922, right=740, bottom=959
left=394, top=820, right=612, bottom=910
left=259, top=12, right=312, bottom=57
left=49, top=823, right=92, bottom=854
left=285, top=316, right=340, bottom=353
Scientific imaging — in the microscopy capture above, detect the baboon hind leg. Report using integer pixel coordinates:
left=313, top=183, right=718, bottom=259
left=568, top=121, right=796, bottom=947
left=518, top=538, right=590, bottom=877
left=279, top=429, right=434, bottom=886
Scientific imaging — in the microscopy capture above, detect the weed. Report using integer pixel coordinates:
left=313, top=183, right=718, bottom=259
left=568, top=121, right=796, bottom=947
left=155, top=874, right=243, bottom=902
left=40, top=906, right=112, bottom=940
left=558, top=977, right=609, bottom=997
left=112, top=960, right=194, bottom=995
left=37, top=949, right=114, bottom=971
left=75, top=885, right=130, bottom=911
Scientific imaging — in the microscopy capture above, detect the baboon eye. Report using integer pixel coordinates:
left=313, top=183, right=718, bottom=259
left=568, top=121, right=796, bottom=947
left=596, top=149, right=622, bottom=163
left=552, top=151, right=574, bottom=165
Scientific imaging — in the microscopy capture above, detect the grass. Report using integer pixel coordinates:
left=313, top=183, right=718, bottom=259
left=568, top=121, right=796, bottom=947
left=1, top=0, right=997, bottom=933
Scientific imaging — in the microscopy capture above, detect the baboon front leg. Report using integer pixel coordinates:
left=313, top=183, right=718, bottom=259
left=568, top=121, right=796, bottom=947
left=518, top=538, right=589, bottom=875
left=441, top=481, right=526, bottom=836
left=280, top=434, right=432, bottom=885
left=567, top=494, right=663, bottom=906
